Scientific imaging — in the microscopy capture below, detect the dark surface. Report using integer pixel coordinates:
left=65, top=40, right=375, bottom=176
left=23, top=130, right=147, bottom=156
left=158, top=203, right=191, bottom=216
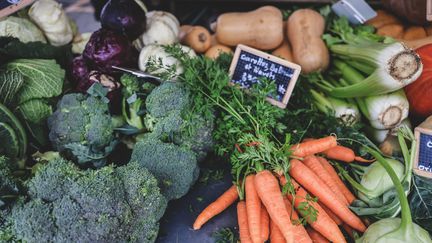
left=157, top=167, right=237, bottom=243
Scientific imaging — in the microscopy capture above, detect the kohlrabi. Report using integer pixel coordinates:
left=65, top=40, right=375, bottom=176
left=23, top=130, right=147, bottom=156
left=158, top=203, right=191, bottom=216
left=357, top=144, right=432, bottom=243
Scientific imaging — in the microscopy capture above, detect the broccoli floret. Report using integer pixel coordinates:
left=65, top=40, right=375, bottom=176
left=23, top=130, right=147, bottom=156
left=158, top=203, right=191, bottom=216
left=145, top=81, right=190, bottom=118
left=2, top=158, right=166, bottom=243
left=120, top=74, right=156, bottom=131
left=47, top=93, right=116, bottom=168
left=0, top=156, right=19, bottom=209
left=130, top=138, right=199, bottom=201
left=144, top=82, right=215, bottom=161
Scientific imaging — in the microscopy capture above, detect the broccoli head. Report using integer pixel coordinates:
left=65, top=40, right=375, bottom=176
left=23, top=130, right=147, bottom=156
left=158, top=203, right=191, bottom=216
left=144, top=82, right=215, bottom=161
left=1, top=158, right=167, bottom=243
left=0, top=156, right=19, bottom=209
left=130, top=138, right=199, bottom=201
left=47, top=93, right=116, bottom=168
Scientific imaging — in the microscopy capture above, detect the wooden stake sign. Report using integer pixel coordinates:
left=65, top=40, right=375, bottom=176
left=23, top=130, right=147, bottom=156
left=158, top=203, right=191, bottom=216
left=229, top=44, right=301, bottom=109
left=414, top=116, right=432, bottom=178
left=0, top=0, right=34, bottom=18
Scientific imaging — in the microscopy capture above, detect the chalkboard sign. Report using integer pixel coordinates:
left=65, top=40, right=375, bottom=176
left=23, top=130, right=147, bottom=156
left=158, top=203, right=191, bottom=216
left=414, top=127, right=432, bottom=178
left=0, top=0, right=34, bottom=18
left=229, top=44, right=301, bottom=109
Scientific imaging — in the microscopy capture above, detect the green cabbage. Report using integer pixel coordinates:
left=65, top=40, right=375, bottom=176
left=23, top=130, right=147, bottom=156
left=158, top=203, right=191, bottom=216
left=0, top=17, right=46, bottom=43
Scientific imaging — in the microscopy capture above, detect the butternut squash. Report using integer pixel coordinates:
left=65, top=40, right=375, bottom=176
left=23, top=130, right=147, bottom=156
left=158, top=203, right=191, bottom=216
left=403, top=26, right=427, bottom=40
left=181, top=26, right=211, bottom=53
left=366, top=10, right=400, bottom=29
left=376, top=24, right=404, bottom=39
left=215, top=6, right=283, bottom=50
left=205, top=44, right=232, bottom=60
left=402, top=36, right=432, bottom=49
left=272, top=39, right=293, bottom=62
left=287, top=9, right=329, bottom=74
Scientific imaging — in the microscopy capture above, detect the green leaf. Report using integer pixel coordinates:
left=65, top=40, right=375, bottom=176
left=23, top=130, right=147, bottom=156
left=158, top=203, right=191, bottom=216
left=0, top=37, right=73, bottom=68
left=410, top=175, right=432, bottom=233
left=17, top=99, right=52, bottom=125
left=0, top=70, right=24, bottom=106
left=0, top=122, right=19, bottom=158
left=0, top=103, right=27, bottom=159
left=4, top=59, right=64, bottom=105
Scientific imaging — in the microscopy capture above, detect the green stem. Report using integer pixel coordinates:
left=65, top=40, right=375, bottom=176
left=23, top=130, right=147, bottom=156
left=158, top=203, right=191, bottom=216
left=330, top=44, right=385, bottom=67
left=346, top=60, right=375, bottom=75
left=335, top=163, right=374, bottom=195
left=366, top=147, right=412, bottom=229
left=333, top=59, right=365, bottom=84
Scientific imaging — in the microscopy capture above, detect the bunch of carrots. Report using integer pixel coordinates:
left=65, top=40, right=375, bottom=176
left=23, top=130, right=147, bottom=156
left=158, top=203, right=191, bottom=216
left=193, top=136, right=374, bottom=243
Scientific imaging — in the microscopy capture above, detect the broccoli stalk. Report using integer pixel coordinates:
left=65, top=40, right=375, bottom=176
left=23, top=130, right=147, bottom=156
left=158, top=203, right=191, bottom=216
left=122, top=97, right=144, bottom=130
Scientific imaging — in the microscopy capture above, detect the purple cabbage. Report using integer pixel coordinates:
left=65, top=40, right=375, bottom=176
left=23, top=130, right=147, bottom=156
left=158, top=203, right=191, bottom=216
left=100, top=0, right=147, bottom=40
left=83, top=29, right=137, bottom=74
left=71, top=56, right=89, bottom=85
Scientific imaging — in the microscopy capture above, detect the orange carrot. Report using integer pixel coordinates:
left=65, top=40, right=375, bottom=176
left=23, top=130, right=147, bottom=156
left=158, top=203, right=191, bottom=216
left=319, top=202, right=342, bottom=225
left=317, top=157, right=356, bottom=204
left=270, top=219, right=285, bottom=243
left=260, top=206, right=270, bottom=242
left=342, top=223, right=354, bottom=239
left=303, top=155, right=348, bottom=205
left=238, top=201, right=253, bottom=243
left=280, top=176, right=346, bottom=243
left=193, top=185, right=238, bottom=230
left=321, top=145, right=374, bottom=163
left=289, top=159, right=366, bottom=232
left=254, top=170, right=295, bottom=243
left=245, top=175, right=261, bottom=243
left=291, top=136, right=337, bottom=157
left=283, top=197, right=313, bottom=243
left=307, top=227, right=330, bottom=243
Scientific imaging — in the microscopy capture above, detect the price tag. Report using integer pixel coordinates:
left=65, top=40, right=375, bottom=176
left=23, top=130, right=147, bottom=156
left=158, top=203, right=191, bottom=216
left=428, top=0, right=432, bottom=21
left=228, top=44, right=301, bottom=109
left=0, top=0, right=34, bottom=18
left=414, top=126, right=432, bottom=178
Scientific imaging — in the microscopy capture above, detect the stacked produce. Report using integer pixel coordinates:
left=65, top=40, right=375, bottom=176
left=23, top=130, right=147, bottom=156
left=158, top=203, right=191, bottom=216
left=0, top=1, right=432, bottom=243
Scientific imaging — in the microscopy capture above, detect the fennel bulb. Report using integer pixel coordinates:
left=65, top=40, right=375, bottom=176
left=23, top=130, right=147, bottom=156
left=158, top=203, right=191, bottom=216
left=311, top=90, right=361, bottom=125
left=357, top=90, right=409, bottom=130
left=324, top=44, right=422, bottom=98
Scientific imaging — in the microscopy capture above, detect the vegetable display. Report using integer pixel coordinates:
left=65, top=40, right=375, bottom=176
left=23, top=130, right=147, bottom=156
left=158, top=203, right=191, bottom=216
left=1, top=2, right=432, bottom=243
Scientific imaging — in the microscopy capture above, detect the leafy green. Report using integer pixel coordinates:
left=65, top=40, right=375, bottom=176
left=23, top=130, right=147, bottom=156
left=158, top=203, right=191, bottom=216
left=0, top=17, right=46, bottom=46
left=0, top=103, right=27, bottom=163
left=212, top=227, right=238, bottom=243
left=0, top=122, right=19, bottom=159
left=0, top=71, right=24, bottom=106
left=0, top=59, right=65, bottom=146
left=0, top=37, right=72, bottom=67
left=4, top=59, right=64, bottom=104
left=410, top=175, right=432, bottom=233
